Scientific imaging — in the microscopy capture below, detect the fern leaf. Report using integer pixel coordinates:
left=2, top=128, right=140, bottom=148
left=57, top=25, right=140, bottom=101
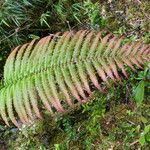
left=13, top=83, right=28, bottom=124
left=35, top=73, right=53, bottom=113
left=0, top=88, right=9, bottom=126
left=61, top=66, right=82, bottom=103
left=6, top=85, right=19, bottom=127
left=22, top=79, right=33, bottom=119
left=27, top=78, right=42, bottom=119
left=76, top=62, right=92, bottom=94
left=0, top=30, right=149, bottom=126
left=54, top=67, right=73, bottom=106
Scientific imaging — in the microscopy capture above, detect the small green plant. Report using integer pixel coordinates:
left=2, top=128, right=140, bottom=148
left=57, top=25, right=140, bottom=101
left=133, top=64, right=150, bottom=147
left=83, top=0, right=107, bottom=28
left=139, top=124, right=150, bottom=146
left=134, top=63, right=150, bottom=106
left=40, top=11, right=51, bottom=28
left=82, top=93, right=106, bottom=149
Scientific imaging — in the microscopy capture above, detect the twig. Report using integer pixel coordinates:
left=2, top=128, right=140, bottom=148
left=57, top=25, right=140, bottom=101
left=129, top=139, right=139, bottom=146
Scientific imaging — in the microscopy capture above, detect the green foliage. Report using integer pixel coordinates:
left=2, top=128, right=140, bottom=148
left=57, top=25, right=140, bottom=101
left=0, top=0, right=150, bottom=149
left=0, top=0, right=50, bottom=48
left=139, top=124, right=150, bottom=146
left=133, top=63, right=150, bottom=146
left=83, top=0, right=107, bottom=28
left=134, top=64, right=150, bottom=106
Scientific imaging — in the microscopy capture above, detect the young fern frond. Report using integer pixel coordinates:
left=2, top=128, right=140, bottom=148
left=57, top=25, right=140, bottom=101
left=0, top=30, right=150, bottom=127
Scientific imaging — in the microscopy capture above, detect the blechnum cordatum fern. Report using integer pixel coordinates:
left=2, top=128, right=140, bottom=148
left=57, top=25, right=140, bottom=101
left=0, top=30, right=149, bottom=127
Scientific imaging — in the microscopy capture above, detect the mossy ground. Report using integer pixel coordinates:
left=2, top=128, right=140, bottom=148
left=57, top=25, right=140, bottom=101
left=0, top=0, right=150, bottom=149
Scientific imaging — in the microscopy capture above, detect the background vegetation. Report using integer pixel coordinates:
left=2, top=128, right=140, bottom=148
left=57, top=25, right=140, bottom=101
left=0, top=0, right=150, bottom=149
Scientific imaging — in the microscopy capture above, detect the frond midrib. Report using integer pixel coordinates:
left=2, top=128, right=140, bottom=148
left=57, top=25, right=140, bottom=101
left=3, top=53, right=145, bottom=87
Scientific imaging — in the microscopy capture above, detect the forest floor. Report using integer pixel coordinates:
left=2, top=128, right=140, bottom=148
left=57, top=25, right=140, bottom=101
left=0, top=0, right=150, bottom=149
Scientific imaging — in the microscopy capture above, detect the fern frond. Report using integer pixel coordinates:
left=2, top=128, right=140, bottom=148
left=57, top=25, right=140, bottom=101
left=0, top=30, right=149, bottom=126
